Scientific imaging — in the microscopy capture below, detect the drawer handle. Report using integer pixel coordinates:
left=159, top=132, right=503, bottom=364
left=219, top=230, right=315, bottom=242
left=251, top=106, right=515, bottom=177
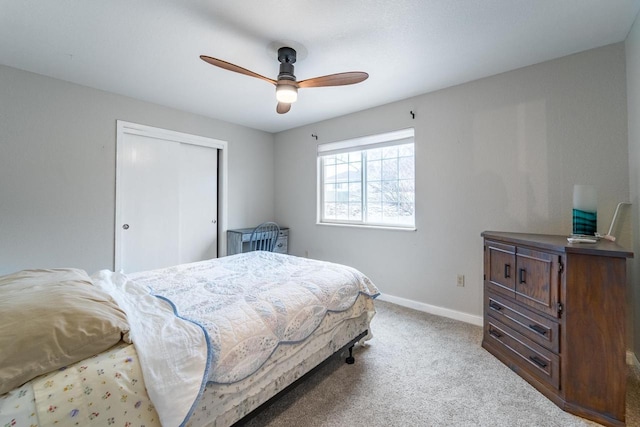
left=529, top=324, right=548, bottom=336
left=489, top=301, right=503, bottom=311
left=519, top=268, right=526, bottom=284
left=489, top=329, right=502, bottom=339
left=504, top=264, right=511, bottom=278
left=529, top=356, right=548, bottom=369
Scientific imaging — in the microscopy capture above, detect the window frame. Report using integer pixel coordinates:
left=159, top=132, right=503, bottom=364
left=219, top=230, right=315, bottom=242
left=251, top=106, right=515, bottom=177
left=317, top=128, right=416, bottom=230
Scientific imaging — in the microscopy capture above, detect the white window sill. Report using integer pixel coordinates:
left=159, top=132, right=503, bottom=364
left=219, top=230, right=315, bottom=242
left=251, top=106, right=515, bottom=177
left=316, top=222, right=416, bottom=232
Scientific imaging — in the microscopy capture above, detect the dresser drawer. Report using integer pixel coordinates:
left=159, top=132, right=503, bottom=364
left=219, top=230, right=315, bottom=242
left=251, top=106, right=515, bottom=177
left=485, top=292, right=559, bottom=353
left=485, top=318, right=560, bottom=390
left=485, top=241, right=516, bottom=298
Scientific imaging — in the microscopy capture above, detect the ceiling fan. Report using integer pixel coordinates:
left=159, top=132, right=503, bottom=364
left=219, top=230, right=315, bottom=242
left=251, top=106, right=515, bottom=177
left=200, top=47, right=369, bottom=114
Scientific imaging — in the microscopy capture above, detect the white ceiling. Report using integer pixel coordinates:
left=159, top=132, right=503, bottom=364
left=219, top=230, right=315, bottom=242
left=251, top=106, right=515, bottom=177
left=1, top=1, right=639, bottom=133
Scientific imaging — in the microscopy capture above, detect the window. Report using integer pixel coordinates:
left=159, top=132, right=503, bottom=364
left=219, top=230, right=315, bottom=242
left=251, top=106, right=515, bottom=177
left=318, top=128, right=415, bottom=228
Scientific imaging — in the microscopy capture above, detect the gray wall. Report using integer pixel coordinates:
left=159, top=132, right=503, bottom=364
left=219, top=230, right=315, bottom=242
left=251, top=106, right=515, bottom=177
left=0, top=65, right=275, bottom=275
left=627, top=12, right=640, bottom=357
left=1, top=40, right=634, bottom=340
left=274, top=43, right=630, bottom=324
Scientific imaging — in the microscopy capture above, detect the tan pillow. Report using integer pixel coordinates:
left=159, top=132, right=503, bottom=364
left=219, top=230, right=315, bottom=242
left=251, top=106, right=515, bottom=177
left=0, top=268, right=130, bottom=395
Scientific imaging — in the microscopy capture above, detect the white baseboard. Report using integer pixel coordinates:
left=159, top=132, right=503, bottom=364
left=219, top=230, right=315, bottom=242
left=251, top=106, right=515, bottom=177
left=377, top=294, right=483, bottom=326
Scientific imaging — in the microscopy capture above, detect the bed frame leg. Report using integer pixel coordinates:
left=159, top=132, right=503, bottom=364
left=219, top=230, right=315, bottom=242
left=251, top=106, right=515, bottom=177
left=346, top=345, right=355, bottom=364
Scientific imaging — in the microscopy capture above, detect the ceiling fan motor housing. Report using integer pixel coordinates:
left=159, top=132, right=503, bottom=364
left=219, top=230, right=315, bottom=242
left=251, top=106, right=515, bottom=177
left=278, top=47, right=297, bottom=81
left=277, top=47, right=297, bottom=64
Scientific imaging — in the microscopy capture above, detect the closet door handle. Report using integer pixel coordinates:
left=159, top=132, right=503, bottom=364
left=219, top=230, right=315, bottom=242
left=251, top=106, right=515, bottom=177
left=529, top=356, right=548, bottom=369
left=504, top=264, right=511, bottom=278
left=519, top=268, right=526, bottom=284
left=529, top=324, right=548, bottom=336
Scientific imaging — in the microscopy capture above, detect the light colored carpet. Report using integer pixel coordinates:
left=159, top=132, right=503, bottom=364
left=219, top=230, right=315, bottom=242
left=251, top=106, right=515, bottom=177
left=243, top=300, right=640, bottom=427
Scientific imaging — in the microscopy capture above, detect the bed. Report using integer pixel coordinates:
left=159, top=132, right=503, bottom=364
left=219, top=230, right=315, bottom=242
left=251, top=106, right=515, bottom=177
left=0, top=251, right=379, bottom=427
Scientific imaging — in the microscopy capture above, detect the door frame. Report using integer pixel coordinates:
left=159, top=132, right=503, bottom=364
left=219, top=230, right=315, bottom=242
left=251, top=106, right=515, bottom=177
left=114, top=120, right=228, bottom=271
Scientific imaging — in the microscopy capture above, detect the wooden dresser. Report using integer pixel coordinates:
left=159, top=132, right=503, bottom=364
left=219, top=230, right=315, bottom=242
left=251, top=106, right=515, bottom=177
left=481, top=231, right=633, bottom=427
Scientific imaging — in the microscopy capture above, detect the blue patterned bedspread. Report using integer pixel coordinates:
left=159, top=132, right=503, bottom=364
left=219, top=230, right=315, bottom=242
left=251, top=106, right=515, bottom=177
left=129, top=251, right=379, bottom=384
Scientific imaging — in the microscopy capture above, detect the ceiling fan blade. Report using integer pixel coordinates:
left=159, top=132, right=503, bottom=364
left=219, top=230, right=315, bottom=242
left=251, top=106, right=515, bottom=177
left=276, top=102, right=292, bottom=114
left=298, top=72, right=369, bottom=88
left=200, top=55, right=276, bottom=85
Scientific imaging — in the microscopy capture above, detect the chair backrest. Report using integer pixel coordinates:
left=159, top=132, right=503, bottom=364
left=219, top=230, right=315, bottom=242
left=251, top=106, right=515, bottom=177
left=248, top=222, right=281, bottom=252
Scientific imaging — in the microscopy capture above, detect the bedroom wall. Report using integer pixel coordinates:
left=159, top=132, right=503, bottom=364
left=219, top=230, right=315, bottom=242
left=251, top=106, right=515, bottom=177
left=274, top=43, right=630, bottom=325
left=626, top=11, right=640, bottom=358
left=0, top=64, right=275, bottom=275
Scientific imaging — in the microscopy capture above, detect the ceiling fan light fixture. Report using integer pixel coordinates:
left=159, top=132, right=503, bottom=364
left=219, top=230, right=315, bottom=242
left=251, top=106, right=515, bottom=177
left=276, top=83, right=298, bottom=103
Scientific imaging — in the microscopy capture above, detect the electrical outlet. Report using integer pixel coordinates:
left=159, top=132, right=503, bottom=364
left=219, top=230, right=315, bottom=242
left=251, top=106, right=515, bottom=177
left=457, top=274, right=465, bottom=287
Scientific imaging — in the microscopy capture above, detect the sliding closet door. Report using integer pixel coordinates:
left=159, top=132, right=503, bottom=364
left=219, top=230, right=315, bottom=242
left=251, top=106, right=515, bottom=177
left=178, top=143, right=218, bottom=264
left=115, top=122, right=220, bottom=273
left=118, top=134, right=181, bottom=272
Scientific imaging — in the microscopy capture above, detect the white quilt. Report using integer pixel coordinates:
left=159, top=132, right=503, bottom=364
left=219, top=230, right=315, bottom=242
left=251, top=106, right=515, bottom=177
left=93, top=252, right=379, bottom=427
left=129, top=251, right=380, bottom=383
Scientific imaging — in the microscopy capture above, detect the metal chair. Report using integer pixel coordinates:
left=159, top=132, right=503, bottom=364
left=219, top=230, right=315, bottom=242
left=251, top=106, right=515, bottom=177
left=248, top=222, right=281, bottom=252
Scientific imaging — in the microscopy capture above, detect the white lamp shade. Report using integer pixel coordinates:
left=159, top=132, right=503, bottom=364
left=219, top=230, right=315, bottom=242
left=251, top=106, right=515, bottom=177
left=572, top=184, right=597, bottom=235
left=276, top=84, right=298, bottom=103
left=573, top=185, right=597, bottom=212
